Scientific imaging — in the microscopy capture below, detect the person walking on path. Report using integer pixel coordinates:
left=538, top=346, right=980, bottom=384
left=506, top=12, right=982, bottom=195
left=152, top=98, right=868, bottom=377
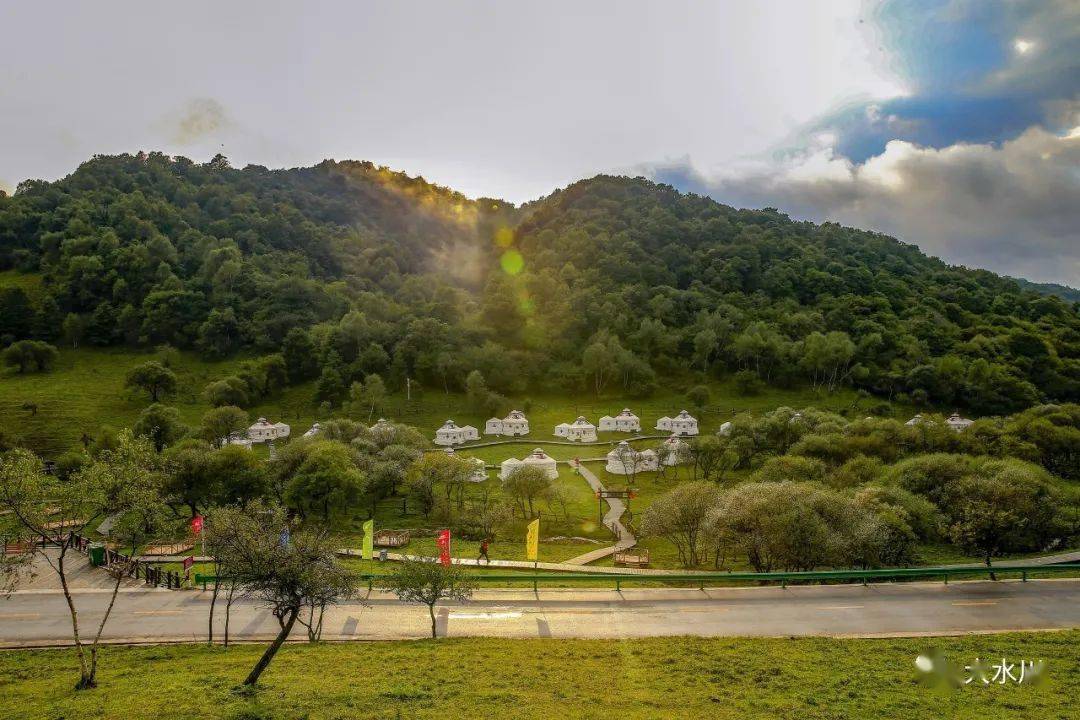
left=477, top=538, right=491, bottom=565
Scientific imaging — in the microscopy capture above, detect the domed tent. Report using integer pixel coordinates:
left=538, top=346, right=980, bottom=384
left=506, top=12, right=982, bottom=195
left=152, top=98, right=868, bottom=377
left=434, top=419, right=479, bottom=446
left=660, top=434, right=691, bottom=466
left=656, top=410, right=698, bottom=436
left=554, top=416, right=597, bottom=442
left=500, top=448, right=558, bottom=480
left=598, top=409, right=641, bottom=433
left=605, top=441, right=658, bottom=475
left=248, top=417, right=290, bottom=443
left=485, top=410, right=530, bottom=436
left=946, top=413, right=974, bottom=432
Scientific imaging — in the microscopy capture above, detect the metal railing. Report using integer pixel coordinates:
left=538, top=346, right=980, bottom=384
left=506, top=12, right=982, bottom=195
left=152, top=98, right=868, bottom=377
left=196, top=563, right=1080, bottom=592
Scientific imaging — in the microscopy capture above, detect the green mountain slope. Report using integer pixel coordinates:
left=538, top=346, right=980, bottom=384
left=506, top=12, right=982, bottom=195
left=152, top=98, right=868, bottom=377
left=1, top=157, right=1077, bottom=415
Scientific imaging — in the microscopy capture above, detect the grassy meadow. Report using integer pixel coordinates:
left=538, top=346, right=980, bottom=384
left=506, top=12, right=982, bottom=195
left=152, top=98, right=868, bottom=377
left=1, top=632, right=1076, bottom=720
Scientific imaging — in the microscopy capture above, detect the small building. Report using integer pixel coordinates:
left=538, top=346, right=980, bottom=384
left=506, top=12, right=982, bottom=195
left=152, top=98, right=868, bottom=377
left=220, top=432, right=253, bottom=450
left=302, top=422, right=322, bottom=438
left=484, top=410, right=530, bottom=436
left=434, top=419, right=480, bottom=446
left=554, top=416, right=597, bottom=442
left=661, top=434, right=691, bottom=466
left=717, top=421, right=733, bottom=436
left=656, top=410, right=698, bottom=436
left=905, top=414, right=932, bottom=427
left=605, top=441, right=658, bottom=475
left=946, top=413, right=974, bottom=432
left=598, top=408, right=641, bottom=433
left=248, top=417, right=290, bottom=443
left=443, top=447, right=487, bottom=482
left=499, top=448, right=559, bottom=480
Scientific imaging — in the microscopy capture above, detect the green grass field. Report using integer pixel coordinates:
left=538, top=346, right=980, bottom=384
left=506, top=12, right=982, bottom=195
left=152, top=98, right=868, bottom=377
left=0, top=632, right=1075, bottom=719
left=0, top=346, right=905, bottom=458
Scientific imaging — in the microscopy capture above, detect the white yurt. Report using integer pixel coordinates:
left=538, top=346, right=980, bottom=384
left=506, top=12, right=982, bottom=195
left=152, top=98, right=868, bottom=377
left=248, top=417, right=290, bottom=443
left=434, top=419, right=479, bottom=446
left=717, top=421, right=732, bottom=436
left=500, top=448, right=558, bottom=480
left=554, top=416, right=597, bottom=442
left=605, top=441, right=658, bottom=474
left=485, top=410, right=530, bottom=436
left=656, top=410, right=698, bottom=436
left=443, top=448, right=487, bottom=481
left=598, top=408, right=641, bottom=433
left=946, top=413, right=974, bottom=432
left=661, top=434, right=691, bottom=466
left=302, top=422, right=322, bottom=438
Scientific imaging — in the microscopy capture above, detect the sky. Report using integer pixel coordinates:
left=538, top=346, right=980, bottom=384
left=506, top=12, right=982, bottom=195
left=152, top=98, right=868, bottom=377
left=1, top=0, right=1077, bottom=285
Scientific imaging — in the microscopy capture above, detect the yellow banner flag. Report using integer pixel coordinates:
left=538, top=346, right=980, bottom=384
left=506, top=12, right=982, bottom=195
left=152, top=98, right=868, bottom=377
left=526, top=518, right=539, bottom=561
left=362, top=519, right=374, bottom=561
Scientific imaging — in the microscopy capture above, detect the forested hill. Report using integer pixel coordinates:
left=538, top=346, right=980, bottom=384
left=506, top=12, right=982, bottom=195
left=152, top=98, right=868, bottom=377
left=0, top=156, right=1077, bottom=415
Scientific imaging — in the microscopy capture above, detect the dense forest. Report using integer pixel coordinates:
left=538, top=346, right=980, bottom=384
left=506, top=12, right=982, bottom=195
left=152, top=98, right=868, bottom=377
left=1, top=153, right=1077, bottom=414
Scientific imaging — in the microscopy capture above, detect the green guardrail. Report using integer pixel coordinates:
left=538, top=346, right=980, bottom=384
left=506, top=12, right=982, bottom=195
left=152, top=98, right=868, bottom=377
left=195, top=563, right=1080, bottom=592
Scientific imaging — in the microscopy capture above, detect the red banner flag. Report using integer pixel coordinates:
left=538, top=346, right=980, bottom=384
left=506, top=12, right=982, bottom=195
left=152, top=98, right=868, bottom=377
left=190, top=515, right=204, bottom=534
left=436, top=529, right=451, bottom=567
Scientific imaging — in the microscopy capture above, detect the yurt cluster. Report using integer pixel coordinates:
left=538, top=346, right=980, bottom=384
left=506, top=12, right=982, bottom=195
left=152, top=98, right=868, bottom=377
left=434, top=408, right=699, bottom=447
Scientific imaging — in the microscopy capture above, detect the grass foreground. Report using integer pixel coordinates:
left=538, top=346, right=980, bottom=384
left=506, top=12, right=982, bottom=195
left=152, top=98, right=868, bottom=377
left=1, top=633, right=1076, bottom=719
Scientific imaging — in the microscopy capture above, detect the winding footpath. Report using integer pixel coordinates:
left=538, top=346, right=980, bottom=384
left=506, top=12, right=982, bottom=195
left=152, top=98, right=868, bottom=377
left=561, top=460, right=637, bottom=565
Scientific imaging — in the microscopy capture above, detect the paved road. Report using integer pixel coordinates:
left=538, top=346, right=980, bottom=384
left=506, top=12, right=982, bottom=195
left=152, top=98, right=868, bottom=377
left=3, top=579, right=1078, bottom=647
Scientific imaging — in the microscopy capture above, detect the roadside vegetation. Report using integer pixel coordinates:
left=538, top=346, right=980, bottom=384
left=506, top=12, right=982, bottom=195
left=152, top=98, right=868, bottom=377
left=1, top=632, right=1077, bottom=719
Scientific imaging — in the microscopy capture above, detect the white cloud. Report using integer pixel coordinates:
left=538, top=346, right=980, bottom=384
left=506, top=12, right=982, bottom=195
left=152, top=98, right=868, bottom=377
left=653, top=127, right=1080, bottom=286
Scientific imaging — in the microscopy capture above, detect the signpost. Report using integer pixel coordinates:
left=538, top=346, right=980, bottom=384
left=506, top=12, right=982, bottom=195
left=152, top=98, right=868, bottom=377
left=182, top=555, right=194, bottom=582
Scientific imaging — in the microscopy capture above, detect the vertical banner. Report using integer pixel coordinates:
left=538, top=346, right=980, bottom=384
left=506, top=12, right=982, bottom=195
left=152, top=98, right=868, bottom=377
left=362, top=519, right=374, bottom=561
left=526, top=518, right=539, bottom=561
left=437, top=529, right=451, bottom=567
left=190, top=514, right=203, bottom=535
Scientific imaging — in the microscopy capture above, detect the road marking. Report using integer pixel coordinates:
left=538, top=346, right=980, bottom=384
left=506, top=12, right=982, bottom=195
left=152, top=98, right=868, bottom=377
left=448, top=612, right=522, bottom=620
left=951, top=601, right=999, bottom=607
left=816, top=605, right=864, bottom=610
left=132, top=610, right=185, bottom=616
left=0, top=613, right=40, bottom=620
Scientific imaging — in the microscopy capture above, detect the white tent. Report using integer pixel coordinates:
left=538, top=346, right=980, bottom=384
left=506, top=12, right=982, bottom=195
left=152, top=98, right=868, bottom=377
left=443, top=448, right=487, bottom=481
left=500, top=448, right=558, bottom=480
left=905, top=414, right=930, bottom=427
left=434, top=419, right=480, bottom=446
left=598, top=408, right=641, bottom=433
left=485, top=410, right=530, bottom=436
left=656, top=410, right=698, bottom=436
left=661, top=434, right=691, bottom=466
left=302, top=422, right=322, bottom=438
left=605, top=441, right=658, bottom=474
left=717, top=421, right=732, bottom=436
left=248, top=417, right=290, bottom=443
left=220, top=432, right=253, bottom=450
left=946, top=413, right=974, bottom=432
left=554, top=416, right=597, bottom=442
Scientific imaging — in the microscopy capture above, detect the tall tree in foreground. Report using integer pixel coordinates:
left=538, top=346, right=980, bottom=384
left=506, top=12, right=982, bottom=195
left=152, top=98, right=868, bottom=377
left=208, top=502, right=358, bottom=686
left=0, top=433, right=170, bottom=689
left=381, top=558, right=477, bottom=638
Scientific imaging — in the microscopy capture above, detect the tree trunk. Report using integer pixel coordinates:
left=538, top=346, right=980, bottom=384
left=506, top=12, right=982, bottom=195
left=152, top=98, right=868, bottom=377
left=208, top=573, right=221, bottom=645
left=428, top=603, right=437, bottom=638
left=985, top=551, right=997, bottom=581
left=243, top=606, right=299, bottom=686
left=86, top=571, right=124, bottom=687
left=56, top=547, right=93, bottom=689
left=224, top=580, right=237, bottom=647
